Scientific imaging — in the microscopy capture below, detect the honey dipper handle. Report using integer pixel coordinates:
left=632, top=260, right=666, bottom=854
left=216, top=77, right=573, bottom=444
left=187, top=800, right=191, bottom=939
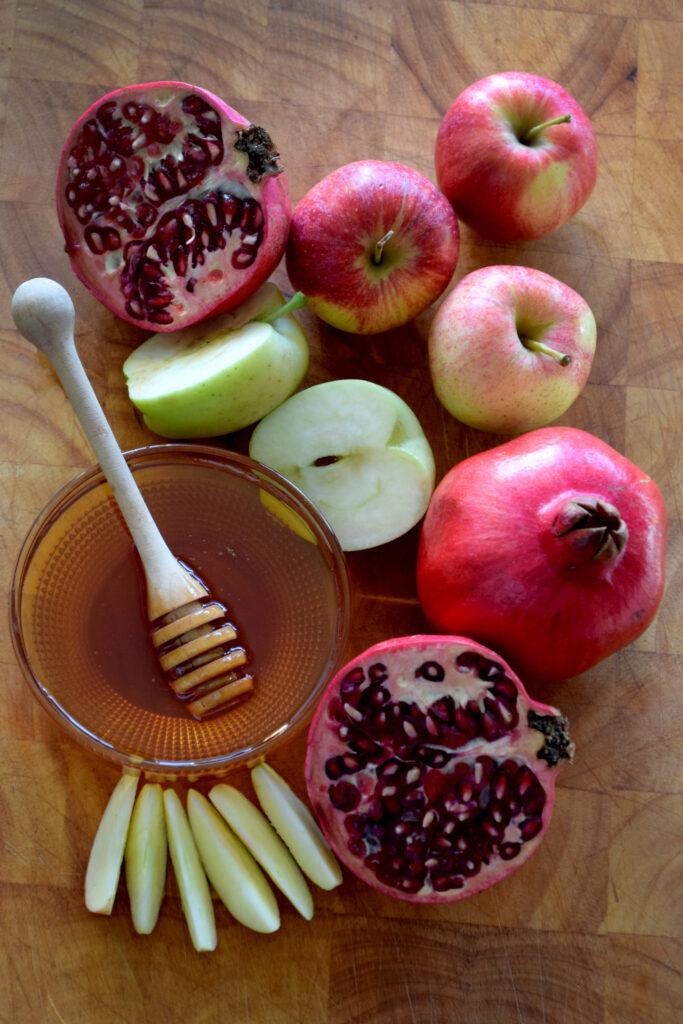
left=11, top=278, right=207, bottom=619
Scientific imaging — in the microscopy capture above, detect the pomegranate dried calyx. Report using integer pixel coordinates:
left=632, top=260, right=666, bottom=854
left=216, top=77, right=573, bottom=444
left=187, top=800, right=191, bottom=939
left=552, top=497, right=629, bottom=565
left=235, top=125, right=283, bottom=183
left=306, top=636, right=573, bottom=904
left=527, top=710, right=574, bottom=765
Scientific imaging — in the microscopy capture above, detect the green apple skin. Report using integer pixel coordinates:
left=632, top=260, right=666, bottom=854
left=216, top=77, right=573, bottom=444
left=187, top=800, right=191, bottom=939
left=123, top=283, right=309, bottom=439
left=249, top=380, right=435, bottom=551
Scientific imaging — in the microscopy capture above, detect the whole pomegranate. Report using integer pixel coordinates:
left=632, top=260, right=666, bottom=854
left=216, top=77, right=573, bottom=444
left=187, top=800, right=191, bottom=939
left=305, top=635, right=573, bottom=903
left=417, top=428, right=667, bottom=683
left=56, top=82, right=290, bottom=332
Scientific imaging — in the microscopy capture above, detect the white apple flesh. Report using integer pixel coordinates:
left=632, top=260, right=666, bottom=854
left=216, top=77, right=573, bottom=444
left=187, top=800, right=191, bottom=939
left=249, top=379, right=435, bottom=551
left=210, top=785, right=314, bottom=920
left=163, top=789, right=217, bottom=952
left=124, top=783, right=168, bottom=935
left=251, top=762, right=342, bottom=891
left=187, top=790, right=280, bottom=934
left=429, top=265, right=596, bottom=434
left=85, top=770, right=139, bottom=915
left=123, top=283, right=309, bottom=438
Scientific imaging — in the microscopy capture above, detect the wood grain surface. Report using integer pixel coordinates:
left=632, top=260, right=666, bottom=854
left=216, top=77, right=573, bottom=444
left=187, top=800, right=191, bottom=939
left=1, top=1, right=682, bottom=1022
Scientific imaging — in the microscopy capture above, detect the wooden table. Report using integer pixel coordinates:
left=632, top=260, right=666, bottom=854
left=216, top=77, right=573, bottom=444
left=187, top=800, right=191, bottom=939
left=1, top=1, right=681, bottom=1021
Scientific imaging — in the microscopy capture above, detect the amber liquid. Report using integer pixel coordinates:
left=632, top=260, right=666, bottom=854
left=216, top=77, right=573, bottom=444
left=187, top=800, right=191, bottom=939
left=20, top=449, right=346, bottom=770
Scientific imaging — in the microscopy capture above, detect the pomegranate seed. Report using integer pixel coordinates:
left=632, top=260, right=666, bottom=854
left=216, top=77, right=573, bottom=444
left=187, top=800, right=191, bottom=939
left=342, top=753, right=364, bottom=772
left=415, top=661, right=445, bottom=682
left=492, top=676, right=518, bottom=702
left=325, top=756, right=346, bottom=780
left=402, top=721, right=418, bottom=740
left=329, top=781, right=360, bottom=811
left=516, top=766, right=536, bottom=797
left=344, top=702, right=363, bottom=723
left=429, top=696, right=455, bottom=724
left=519, top=817, right=543, bottom=841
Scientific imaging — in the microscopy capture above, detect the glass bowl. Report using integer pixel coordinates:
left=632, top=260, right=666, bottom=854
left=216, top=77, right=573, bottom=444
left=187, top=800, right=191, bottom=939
left=10, top=444, right=350, bottom=778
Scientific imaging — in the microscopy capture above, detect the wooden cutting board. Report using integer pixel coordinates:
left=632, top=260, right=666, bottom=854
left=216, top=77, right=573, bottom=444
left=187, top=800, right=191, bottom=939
left=0, top=1, right=681, bottom=1021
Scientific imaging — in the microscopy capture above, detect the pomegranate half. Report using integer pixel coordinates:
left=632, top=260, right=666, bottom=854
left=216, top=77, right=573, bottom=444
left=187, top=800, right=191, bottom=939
left=417, top=427, right=667, bottom=684
left=56, top=82, right=291, bottom=332
left=305, top=635, right=573, bottom=903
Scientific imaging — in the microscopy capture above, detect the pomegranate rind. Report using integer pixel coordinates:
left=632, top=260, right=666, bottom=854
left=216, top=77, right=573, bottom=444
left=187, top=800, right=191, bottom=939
left=56, top=81, right=290, bottom=332
left=305, top=635, right=570, bottom=904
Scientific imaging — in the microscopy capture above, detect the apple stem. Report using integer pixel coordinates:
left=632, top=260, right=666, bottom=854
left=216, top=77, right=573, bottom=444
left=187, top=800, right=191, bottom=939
left=522, top=338, right=572, bottom=366
left=372, top=230, right=395, bottom=265
left=258, top=291, right=307, bottom=324
left=523, top=114, right=572, bottom=143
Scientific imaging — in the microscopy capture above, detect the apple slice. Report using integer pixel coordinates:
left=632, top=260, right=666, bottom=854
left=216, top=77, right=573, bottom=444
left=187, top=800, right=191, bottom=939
left=251, top=762, right=342, bottom=890
left=123, top=282, right=309, bottom=439
left=124, top=783, right=168, bottom=935
left=249, top=380, right=435, bottom=551
left=85, top=770, right=139, bottom=915
left=210, top=785, right=314, bottom=920
left=187, top=790, right=280, bottom=933
left=163, top=789, right=216, bottom=952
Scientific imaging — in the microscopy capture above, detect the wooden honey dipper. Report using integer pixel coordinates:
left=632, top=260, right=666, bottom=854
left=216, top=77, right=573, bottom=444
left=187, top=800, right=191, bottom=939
left=12, top=278, right=253, bottom=719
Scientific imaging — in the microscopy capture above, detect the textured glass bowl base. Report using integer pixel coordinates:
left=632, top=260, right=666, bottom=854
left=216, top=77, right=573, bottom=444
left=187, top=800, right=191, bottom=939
left=10, top=445, right=350, bottom=778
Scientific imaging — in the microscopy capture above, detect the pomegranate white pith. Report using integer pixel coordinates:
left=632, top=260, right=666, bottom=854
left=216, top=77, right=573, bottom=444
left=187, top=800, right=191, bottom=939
left=56, top=82, right=290, bottom=332
left=305, top=636, right=573, bottom=903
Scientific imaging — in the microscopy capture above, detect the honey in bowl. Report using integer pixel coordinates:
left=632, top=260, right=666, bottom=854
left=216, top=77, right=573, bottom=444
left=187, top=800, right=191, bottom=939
left=12, top=445, right=350, bottom=774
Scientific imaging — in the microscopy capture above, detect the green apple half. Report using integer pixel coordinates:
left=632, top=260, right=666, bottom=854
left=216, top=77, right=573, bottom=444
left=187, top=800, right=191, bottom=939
left=249, top=380, right=435, bottom=551
left=123, top=283, right=309, bottom=438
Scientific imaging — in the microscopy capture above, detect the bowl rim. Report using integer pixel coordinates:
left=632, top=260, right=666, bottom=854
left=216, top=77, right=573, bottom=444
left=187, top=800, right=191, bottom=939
left=9, top=442, right=351, bottom=776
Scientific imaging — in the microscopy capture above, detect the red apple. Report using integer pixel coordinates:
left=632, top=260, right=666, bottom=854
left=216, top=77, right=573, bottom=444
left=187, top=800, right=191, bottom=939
left=286, top=160, right=459, bottom=334
left=429, top=265, right=596, bottom=434
left=435, top=72, right=597, bottom=242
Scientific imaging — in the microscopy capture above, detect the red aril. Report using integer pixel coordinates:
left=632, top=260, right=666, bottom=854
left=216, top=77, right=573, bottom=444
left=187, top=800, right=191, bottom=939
left=305, top=635, right=573, bottom=903
left=417, top=427, right=667, bottom=683
left=56, top=82, right=290, bottom=332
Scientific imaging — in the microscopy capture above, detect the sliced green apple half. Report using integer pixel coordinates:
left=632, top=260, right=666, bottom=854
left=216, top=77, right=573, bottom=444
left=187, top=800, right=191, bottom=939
left=249, top=379, right=435, bottom=550
left=123, top=283, right=309, bottom=439
left=210, top=784, right=314, bottom=920
left=251, top=762, right=342, bottom=891
left=187, top=790, right=280, bottom=934
left=85, top=770, right=139, bottom=915
left=163, top=789, right=216, bottom=952
left=125, top=783, right=168, bottom=935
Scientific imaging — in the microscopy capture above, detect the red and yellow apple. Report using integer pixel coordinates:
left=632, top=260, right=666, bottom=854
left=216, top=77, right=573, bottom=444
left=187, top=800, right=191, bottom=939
left=286, top=160, right=459, bottom=334
left=429, top=265, right=596, bottom=434
left=436, top=72, right=597, bottom=242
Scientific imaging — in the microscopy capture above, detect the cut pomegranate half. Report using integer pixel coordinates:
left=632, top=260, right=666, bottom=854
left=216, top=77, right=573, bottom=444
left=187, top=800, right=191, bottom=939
left=56, top=82, right=291, bottom=332
left=305, top=635, right=573, bottom=903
